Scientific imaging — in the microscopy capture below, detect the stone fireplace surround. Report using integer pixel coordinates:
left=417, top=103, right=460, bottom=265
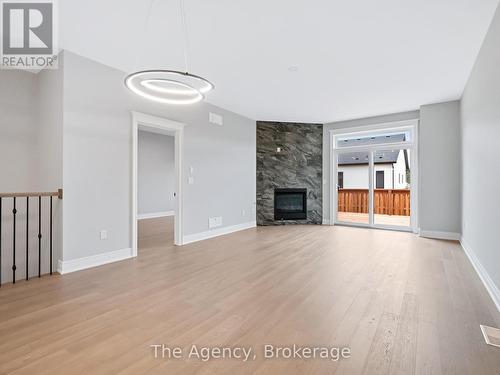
left=256, top=121, right=323, bottom=225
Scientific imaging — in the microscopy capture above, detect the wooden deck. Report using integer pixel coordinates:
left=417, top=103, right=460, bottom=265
left=338, top=212, right=411, bottom=227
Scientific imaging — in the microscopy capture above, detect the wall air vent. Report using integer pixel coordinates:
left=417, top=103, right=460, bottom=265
left=209, top=112, right=223, bottom=126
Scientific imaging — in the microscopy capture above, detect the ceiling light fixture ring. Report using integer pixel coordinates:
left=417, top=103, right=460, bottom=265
left=125, top=0, right=215, bottom=105
left=125, top=69, right=215, bottom=105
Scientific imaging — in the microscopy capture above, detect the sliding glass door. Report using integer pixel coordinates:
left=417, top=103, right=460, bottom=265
left=373, top=149, right=411, bottom=228
left=332, top=123, right=417, bottom=232
left=336, top=151, right=370, bottom=225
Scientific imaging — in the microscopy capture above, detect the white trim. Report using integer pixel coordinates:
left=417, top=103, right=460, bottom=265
left=57, top=248, right=133, bottom=274
left=368, top=148, right=374, bottom=226
left=131, top=111, right=184, bottom=253
left=137, top=211, right=174, bottom=220
left=322, top=219, right=330, bottom=225
left=335, top=222, right=412, bottom=233
left=330, top=119, right=418, bottom=136
left=460, top=237, right=500, bottom=312
left=419, top=230, right=461, bottom=240
left=329, top=119, right=419, bottom=232
left=183, top=221, right=256, bottom=245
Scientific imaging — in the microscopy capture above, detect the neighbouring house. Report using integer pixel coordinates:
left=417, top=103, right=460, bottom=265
left=338, top=149, right=410, bottom=190
left=337, top=133, right=410, bottom=190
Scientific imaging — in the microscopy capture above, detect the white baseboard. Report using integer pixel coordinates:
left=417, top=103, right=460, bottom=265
left=183, top=221, right=256, bottom=245
left=460, top=237, right=500, bottom=312
left=138, top=211, right=174, bottom=220
left=57, top=248, right=134, bottom=275
left=322, top=219, right=331, bottom=225
left=419, top=230, right=461, bottom=241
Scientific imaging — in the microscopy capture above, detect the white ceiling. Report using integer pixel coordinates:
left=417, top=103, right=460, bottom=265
left=60, top=0, right=499, bottom=123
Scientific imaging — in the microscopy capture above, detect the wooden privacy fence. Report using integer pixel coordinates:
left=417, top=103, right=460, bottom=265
left=338, top=189, right=410, bottom=216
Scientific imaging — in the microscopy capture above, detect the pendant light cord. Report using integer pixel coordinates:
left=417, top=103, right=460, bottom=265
left=179, top=0, right=190, bottom=73
left=133, top=0, right=155, bottom=72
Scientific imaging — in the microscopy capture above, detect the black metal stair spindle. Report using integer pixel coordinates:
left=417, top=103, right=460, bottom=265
left=50, top=196, right=53, bottom=275
left=38, top=196, right=41, bottom=278
left=12, top=197, right=17, bottom=283
left=26, top=197, right=29, bottom=280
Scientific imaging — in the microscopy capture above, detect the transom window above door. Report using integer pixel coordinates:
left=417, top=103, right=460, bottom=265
left=335, top=128, right=413, bottom=149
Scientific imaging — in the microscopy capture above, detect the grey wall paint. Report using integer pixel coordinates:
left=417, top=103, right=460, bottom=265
left=62, top=50, right=256, bottom=261
left=419, top=101, right=461, bottom=234
left=36, top=62, right=64, bottom=273
left=461, top=4, right=500, bottom=293
left=322, top=111, right=420, bottom=222
left=138, top=131, right=175, bottom=215
left=0, top=70, right=37, bottom=283
left=256, top=122, right=323, bottom=225
left=36, top=62, right=63, bottom=192
left=0, top=68, right=62, bottom=283
left=0, top=70, right=37, bottom=192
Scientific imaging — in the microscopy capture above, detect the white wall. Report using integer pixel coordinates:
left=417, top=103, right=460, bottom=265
left=461, top=3, right=500, bottom=305
left=338, top=165, right=369, bottom=189
left=323, top=110, right=419, bottom=221
left=62, top=50, right=256, bottom=261
left=419, top=101, right=461, bottom=234
left=339, top=160, right=409, bottom=190
left=138, top=131, right=175, bottom=215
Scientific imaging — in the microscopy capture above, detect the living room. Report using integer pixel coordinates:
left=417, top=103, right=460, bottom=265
left=0, top=1, right=499, bottom=374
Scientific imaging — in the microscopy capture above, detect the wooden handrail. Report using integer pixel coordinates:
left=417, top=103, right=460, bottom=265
left=0, top=189, right=63, bottom=199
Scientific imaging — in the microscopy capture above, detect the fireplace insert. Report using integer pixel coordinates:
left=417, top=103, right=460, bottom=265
left=274, top=188, right=307, bottom=220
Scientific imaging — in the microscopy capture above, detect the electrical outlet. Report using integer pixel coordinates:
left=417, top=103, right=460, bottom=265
left=208, top=216, right=222, bottom=229
left=100, top=230, right=107, bottom=240
left=242, top=209, right=246, bottom=216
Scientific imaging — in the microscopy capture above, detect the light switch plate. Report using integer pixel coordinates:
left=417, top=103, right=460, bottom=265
left=188, top=176, right=194, bottom=185
left=100, top=230, right=107, bottom=240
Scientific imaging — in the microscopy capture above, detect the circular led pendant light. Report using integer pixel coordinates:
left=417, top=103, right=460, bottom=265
left=125, top=0, right=214, bottom=105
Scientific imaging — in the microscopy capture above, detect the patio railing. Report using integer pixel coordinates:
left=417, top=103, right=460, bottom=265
left=338, top=189, right=410, bottom=216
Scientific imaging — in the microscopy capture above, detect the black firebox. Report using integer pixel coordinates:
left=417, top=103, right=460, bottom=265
left=274, top=188, right=307, bottom=220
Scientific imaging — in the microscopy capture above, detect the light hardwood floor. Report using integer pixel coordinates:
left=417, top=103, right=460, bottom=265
left=0, top=217, right=499, bottom=374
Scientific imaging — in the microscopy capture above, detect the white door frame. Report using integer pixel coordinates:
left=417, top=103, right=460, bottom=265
left=131, top=111, right=184, bottom=255
left=329, top=119, right=419, bottom=233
